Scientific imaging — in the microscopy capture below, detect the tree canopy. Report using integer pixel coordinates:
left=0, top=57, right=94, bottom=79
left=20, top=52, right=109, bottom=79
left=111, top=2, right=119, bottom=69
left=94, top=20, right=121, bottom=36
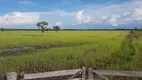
left=36, top=21, right=48, bottom=36
left=0, top=28, right=4, bottom=32
left=53, top=26, right=60, bottom=32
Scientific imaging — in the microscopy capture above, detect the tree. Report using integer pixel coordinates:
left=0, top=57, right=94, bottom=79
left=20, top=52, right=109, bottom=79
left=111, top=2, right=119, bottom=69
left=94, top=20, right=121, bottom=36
left=0, top=28, right=4, bottom=32
left=36, top=21, right=48, bottom=36
left=53, top=26, right=60, bottom=32
left=46, top=28, right=52, bottom=31
left=134, top=27, right=138, bottom=30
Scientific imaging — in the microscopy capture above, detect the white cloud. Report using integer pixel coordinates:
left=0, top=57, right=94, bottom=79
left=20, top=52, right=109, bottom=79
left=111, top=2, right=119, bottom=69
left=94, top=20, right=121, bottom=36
left=133, top=8, right=142, bottom=20
left=75, top=10, right=92, bottom=24
left=0, top=12, right=40, bottom=26
left=55, top=22, right=63, bottom=26
left=42, top=10, right=75, bottom=16
left=0, top=10, right=75, bottom=27
left=76, top=10, right=83, bottom=21
left=109, top=15, right=120, bottom=22
left=18, top=1, right=37, bottom=5
left=125, top=18, right=131, bottom=21
left=79, top=0, right=142, bottom=26
left=1, top=0, right=142, bottom=28
left=107, top=23, right=117, bottom=26
left=101, top=16, right=108, bottom=20
left=124, top=12, right=130, bottom=16
left=108, top=15, right=121, bottom=26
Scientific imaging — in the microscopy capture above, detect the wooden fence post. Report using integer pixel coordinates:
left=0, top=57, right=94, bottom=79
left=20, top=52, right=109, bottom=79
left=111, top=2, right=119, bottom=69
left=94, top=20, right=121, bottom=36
left=6, top=72, right=17, bottom=80
left=19, top=72, right=24, bottom=80
left=88, top=68, right=93, bottom=80
left=82, top=67, right=86, bottom=80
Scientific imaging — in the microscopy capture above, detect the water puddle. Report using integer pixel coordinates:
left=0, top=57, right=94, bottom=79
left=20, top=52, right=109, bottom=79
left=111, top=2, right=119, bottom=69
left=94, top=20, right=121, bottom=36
left=0, top=47, right=33, bottom=52
left=0, top=43, right=84, bottom=57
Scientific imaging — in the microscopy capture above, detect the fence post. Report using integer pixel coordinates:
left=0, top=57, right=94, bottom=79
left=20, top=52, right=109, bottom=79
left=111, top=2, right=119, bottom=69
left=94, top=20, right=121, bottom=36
left=6, top=72, right=17, bottom=80
left=82, top=67, right=86, bottom=80
left=19, top=72, right=24, bottom=80
left=88, top=68, right=93, bottom=80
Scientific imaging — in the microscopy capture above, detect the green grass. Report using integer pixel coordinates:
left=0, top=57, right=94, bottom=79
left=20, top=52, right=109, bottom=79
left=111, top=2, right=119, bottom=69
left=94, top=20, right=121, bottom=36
left=0, top=30, right=142, bottom=80
left=0, top=31, right=127, bottom=49
left=0, top=31, right=128, bottom=74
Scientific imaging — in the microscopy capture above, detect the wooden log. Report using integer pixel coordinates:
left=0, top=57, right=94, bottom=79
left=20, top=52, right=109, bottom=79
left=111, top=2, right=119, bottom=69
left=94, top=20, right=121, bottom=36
left=82, top=67, right=86, bottom=80
left=24, top=69, right=81, bottom=80
left=6, top=72, right=17, bottom=80
left=68, top=70, right=82, bottom=80
left=88, top=68, right=93, bottom=80
left=70, top=78, right=82, bottom=80
left=93, top=70, right=142, bottom=77
left=19, top=72, right=24, bottom=80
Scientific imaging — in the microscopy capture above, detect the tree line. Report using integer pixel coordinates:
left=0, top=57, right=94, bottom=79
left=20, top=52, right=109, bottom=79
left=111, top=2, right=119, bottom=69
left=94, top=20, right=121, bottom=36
left=0, top=21, right=61, bottom=36
left=0, top=21, right=142, bottom=36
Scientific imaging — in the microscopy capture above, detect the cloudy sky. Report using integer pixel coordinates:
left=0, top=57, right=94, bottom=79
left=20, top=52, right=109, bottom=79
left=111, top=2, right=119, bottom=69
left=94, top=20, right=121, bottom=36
left=0, top=0, right=142, bottom=29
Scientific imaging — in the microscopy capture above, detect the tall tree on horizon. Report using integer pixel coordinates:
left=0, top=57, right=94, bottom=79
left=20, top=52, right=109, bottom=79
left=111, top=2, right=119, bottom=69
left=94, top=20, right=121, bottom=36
left=53, top=26, right=60, bottom=32
left=0, top=28, right=4, bottom=32
left=36, top=21, right=48, bottom=36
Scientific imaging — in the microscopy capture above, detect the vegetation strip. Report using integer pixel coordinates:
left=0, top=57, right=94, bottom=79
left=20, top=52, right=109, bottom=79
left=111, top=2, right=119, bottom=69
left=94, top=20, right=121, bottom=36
left=94, top=31, right=142, bottom=80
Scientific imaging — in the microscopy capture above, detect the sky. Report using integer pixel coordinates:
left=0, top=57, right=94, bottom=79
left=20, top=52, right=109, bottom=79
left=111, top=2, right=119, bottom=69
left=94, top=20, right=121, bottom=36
left=0, top=0, right=142, bottom=29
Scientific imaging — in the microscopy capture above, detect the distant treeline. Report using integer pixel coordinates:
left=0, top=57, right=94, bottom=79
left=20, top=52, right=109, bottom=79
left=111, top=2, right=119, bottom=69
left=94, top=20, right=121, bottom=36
left=1, top=28, right=142, bottom=31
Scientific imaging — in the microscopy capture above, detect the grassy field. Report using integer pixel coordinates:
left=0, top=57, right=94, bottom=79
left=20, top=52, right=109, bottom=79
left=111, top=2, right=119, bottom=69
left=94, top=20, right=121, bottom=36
left=0, top=30, right=142, bottom=79
left=0, top=31, right=127, bottom=49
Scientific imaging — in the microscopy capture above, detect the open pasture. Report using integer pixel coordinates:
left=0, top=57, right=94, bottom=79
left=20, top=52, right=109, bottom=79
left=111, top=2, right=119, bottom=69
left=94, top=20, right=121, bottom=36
left=0, top=31, right=127, bottom=49
left=0, top=30, right=142, bottom=79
